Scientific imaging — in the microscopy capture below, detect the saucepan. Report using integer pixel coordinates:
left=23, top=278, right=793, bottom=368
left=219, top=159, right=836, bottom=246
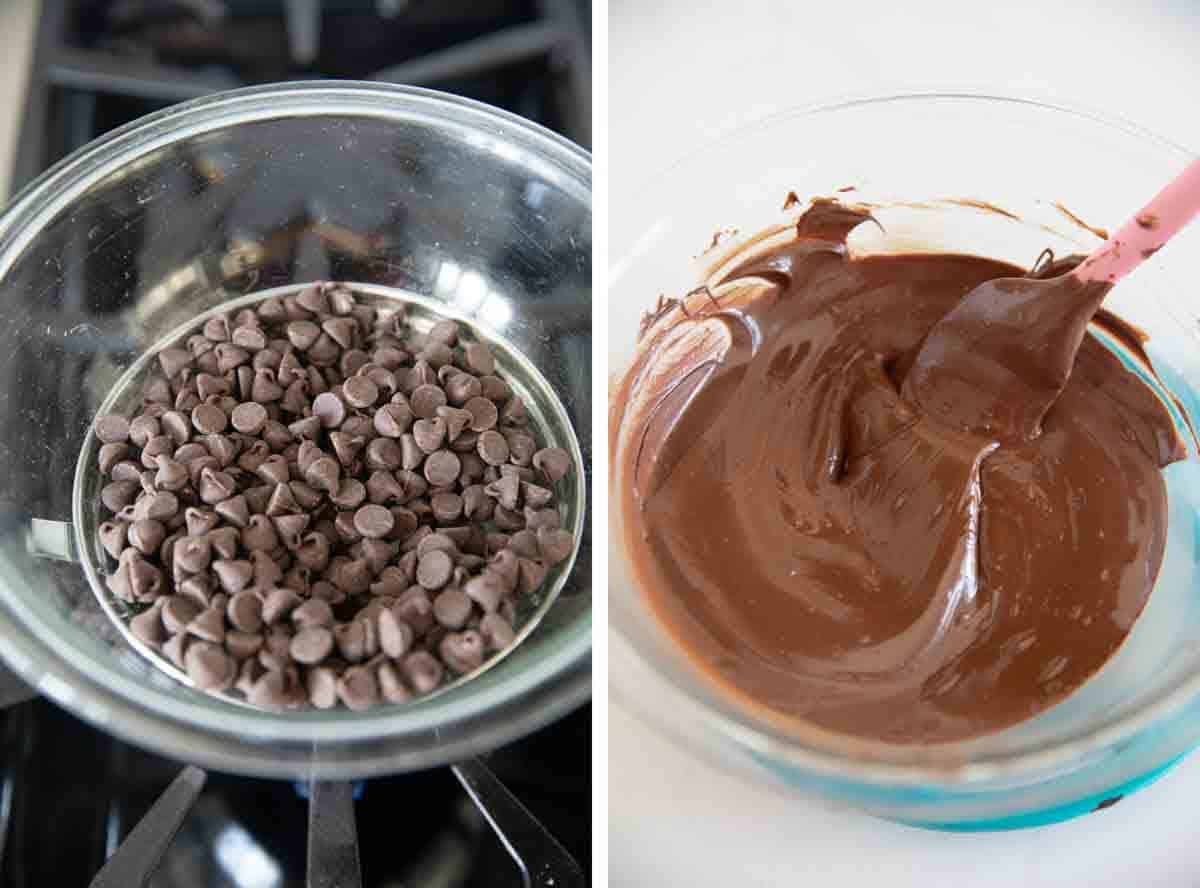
left=0, top=81, right=590, bottom=882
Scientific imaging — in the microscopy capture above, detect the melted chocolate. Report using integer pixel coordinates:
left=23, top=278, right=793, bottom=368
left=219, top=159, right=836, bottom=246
left=614, top=201, right=1184, bottom=744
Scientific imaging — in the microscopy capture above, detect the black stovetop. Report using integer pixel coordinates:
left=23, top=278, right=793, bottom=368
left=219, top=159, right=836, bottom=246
left=0, top=2, right=591, bottom=885
left=1, top=698, right=590, bottom=887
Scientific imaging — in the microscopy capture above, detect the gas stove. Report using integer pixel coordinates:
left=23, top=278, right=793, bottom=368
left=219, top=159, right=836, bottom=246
left=0, top=2, right=591, bottom=885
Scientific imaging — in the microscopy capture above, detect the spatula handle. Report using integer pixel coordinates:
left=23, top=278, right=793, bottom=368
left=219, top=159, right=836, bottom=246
left=1074, top=156, right=1200, bottom=285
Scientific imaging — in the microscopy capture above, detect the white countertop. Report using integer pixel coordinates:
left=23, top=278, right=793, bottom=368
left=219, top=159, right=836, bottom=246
left=610, top=1, right=1200, bottom=884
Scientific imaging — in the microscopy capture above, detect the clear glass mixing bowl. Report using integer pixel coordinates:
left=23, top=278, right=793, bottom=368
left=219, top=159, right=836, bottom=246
left=609, top=93, right=1200, bottom=827
left=0, top=81, right=591, bottom=779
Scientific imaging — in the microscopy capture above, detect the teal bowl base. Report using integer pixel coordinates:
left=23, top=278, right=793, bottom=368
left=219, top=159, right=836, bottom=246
left=896, top=752, right=1187, bottom=832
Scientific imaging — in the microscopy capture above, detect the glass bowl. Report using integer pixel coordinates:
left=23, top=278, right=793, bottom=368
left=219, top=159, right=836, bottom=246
left=0, top=81, right=591, bottom=779
left=609, top=92, right=1200, bottom=828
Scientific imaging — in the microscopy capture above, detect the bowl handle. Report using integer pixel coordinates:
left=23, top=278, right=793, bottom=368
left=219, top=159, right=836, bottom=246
left=27, top=518, right=79, bottom=563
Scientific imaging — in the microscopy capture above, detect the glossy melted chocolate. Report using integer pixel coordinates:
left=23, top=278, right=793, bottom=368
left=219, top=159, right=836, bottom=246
left=614, top=200, right=1184, bottom=743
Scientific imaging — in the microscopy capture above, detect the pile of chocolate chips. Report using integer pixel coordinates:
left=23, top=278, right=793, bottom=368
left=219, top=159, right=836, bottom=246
left=93, top=282, right=575, bottom=711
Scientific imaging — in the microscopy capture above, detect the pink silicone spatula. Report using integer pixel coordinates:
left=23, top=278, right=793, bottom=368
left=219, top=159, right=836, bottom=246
left=903, top=157, right=1200, bottom=441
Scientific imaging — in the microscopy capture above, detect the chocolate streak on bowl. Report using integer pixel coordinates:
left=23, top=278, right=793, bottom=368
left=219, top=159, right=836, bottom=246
left=612, top=198, right=1184, bottom=744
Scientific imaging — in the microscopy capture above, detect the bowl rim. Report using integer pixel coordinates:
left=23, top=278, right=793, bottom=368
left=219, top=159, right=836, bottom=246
left=609, top=88, right=1200, bottom=788
left=0, top=80, right=592, bottom=777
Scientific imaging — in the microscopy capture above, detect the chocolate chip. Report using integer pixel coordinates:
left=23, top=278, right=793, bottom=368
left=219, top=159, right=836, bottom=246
left=130, top=601, right=166, bottom=646
left=215, top=343, right=251, bottom=373
left=493, top=505, right=526, bottom=531
left=400, top=434, right=424, bottom=471
left=435, top=406, right=471, bottom=442
left=102, top=480, right=140, bottom=512
left=221, top=591, right=260, bottom=634
left=305, top=456, right=341, bottom=494
left=373, top=403, right=412, bottom=438
left=476, top=376, right=508, bottom=403
left=95, top=413, right=132, bottom=444
left=533, top=447, right=572, bottom=483
left=480, top=613, right=516, bottom=651
left=196, top=467, right=235, bottom=505
left=287, top=320, right=321, bottom=350
left=423, top=450, right=461, bottom=487
left=421, top=342, right=453, bottom=368
left=186, top=642, right=234, bottom=690
left=127, top=415, right=161, bottom=448
left=432, top=587, right=472, bottom=629
left=440, top=630, right=485, bottom=673
left=416, top=550, right=454, bottom=590
left=463, top=342, right=495, bottom=375
left=210, top=559, right=253, bottom=594
left=231, top=402, right=268, bottom=434
left=141, top=435, right=175, bottom=469
left=273, top=513, right=310, bottom=548
left=354, top=504, right=394, bottom=539
left=331, top=558, right=371, bottom=594
left=99, top=521, right=129, bottom=559
left=537, top=527, right=575, bottom=565
left=410, top=384, right=447, bottom=419
left=128, top=519, right=166, bottom=555
left=524, top=507, right=561, bottom=530
left=291, top=627, right=334, bottom=664
left=143, top=376, right=173, bottom=404
left=239, top=514, right=277, bottom=551
left=431, top=492, right=463, bottom=524
left=158, top=347, right=193, bottom=378
left=517, top=558, right=548, bottom=595
left=322, top=315, right=358, bottom=348
left=111, top=461, right=143, bottom=482
left=251, top=368, right=285, bottom=403
left=378, top=608, right=415, bottom=659
left=99, top=442, right=130, bottom=474
left=215, top=494, right=250, bottom=528
left=462, top=485, right=493, bottom=522
left=486, top=473, right=520, bottom=511
left=208, top=527, right=240, bottom=560
left=308, top=333, right=340, bottom=366
left=309, top=391, right=348, bottom=427
left=334, top=620, right=368, bottom=662
left=365, top=438, right=403, bottom=471
left=292, top=598, right=334, bottom=630
left=429, top=319, right=459, bottom=346
left=444, top=373, right=482, bottom=406
left=413, top=417, right=447, bottom=453
left=476, top=430, right=509, bottom=466
left=342, top=376, right=378, bottom=408
left=262, top=587, right=301, bottom=625
left=174, top=535, right=212, bottom=574
left=306, top=666, right=338, bottom=709
left=464, top=572, right=506, bottom=613
left=401, top=651, right=444, bottom=695
left=257, top=455, right=291, bottom=487
left=336, top=666, right=379, bottom=711
left=325, top=478, right=363, bottom=510
left=501, top=395, right=528, bottom=427
left=204, top=434, right=238, bottom=468
left=187, top=606, right=226, bottom=644
left=142, top=491, right=180, bottom=521
left=154, top=458, right=189, bottom=491
left=377, top=662, right=410, bottom=704
left=463, top=396, right=499, bottom=432
left=191, top=403, right=228, bottom=435
left=247, top=669, right=291, bottom=707
left=226, top=630, right=263, bottom=661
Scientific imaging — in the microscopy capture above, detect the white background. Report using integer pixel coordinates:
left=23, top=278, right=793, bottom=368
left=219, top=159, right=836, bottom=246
left=609, top=1, right=1200, bottom=885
